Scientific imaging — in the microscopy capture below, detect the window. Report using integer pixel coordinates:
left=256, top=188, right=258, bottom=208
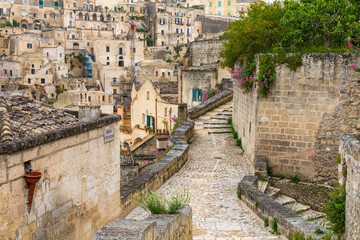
left=164, top=108, right=167, bottom=117
left=155, top=71, right=158, bottom=76
left=106, top=46, right=110, bottom=52
left=54, top=1, right=58, bottom=9
left=162, top=72, right=165, bottom=77
left=73, top=2, right=76, bottom=7
left=140, top=8, right=142, bottom=13
left=130, top=7, right=134, bottom=13
left=44, top=14, right=47, bottom=18
left=119, top=47, right=122, bottom=54
left=227, top=12, right=231, bottom=17
left=142, top=113, right=145, bottom=124
left=159, top=19, right=165, bottom=25
left=102, top=95, right=105, bottom=102
left=114, top=7, right=117, bottom=12
left=41, top=78, right=45, bottom=84
left=39, top=0, right=43, bottom=8
left=113, top=77, right=116, bottom=83
left=133, top=48, right=136, bottom=53
left=241, top=7, right=244, bottom=12
left=228, top=0, right=231, bottom=6
left=218, top=1, right=221, bottom=6
left=113, top=89, right=117, bottom=94
left=118, top=61, right=124, bottom=66
left=70, top=12, right=73, bottom=19
left=106, top=62, right=110, bottom=65
left=147, top=91, right=149, bottom=100
left=58, top=33, right=61, bottom=38
left=161, top=41, right=164, bottom=46
left=168, top=72, right=170, bottom=76
left=192, top=88, right=202, bottom=102
left=27, top=43, right=32, bottom=49
left=107, top=56, right=109, bottom=60
left=28, top=78, right=31, bottom=83
left=161, top=30, right=164, bottom=35
left=176, top=28, right=178, bottom=34
left=24, top=0, right=28, bottom=6
left=86, top=36, right=90, bottom=40
left=121, top=16, right=124, bottom=22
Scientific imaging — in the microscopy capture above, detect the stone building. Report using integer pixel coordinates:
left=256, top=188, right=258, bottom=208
left=135, top=59, right=178, bottom=84
left=131, top=80, right=180, bottom=132
left=146, top=2, right=204, bottom=46
left=54, top=81, right=114, bottom=114
left=0, top=95, right=121, bottom=240
left=207, top=0, right=257, bottom=17
left=232, top=53, right=360, bottom=183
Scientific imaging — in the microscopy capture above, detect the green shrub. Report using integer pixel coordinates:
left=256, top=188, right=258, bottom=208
left=132, top=188, right=190, bottom=215
left=289, top=232, right=316, bottom=240
left=324, top=184, right=346, bottom=234
left=264, top=217, right=269, bottom=227
left=267, top=166, right=272, bottom=175
left=232, top=130, right=238, bottom=139
left=167, top=188, right=191, bottom=214
left=236, top=138, right=242, bottom=148
left=255, top=201, right=259, bottom=208
left=314, top=228, right=324, bottom=235
left=290, top=175, right=300, bottom=184
left=259, top=177, right=265, bottom=181
left=227, top=117, right=232, bottom=125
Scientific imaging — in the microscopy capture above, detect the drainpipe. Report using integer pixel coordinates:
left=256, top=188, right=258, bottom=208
left=155, top=97, right=158, bottom=131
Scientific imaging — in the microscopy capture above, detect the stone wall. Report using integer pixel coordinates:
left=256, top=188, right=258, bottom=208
left=0, top=116, right=121, bottom=240
left=201, top=16, right=234, bottom=35
left=92, top=206, right=192, bottom=240
left=233, top=53, right=360, bottom=182
left=191, top=39, right=225, bottom=66
left=238, top=176, right=324, bottom=239
left=339, top=135, right=360, bottom=239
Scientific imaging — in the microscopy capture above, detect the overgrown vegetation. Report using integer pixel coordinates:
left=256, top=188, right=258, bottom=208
left=227, top=117, right=242, bottom=149
left=324, top=184, right=346, bottom=234
left=290, top=175, right=300, bottom=184
left=221, top=0, right=360, bottom=97
left=237, top=188, right=241, bottom=199
left=264, top=217, right=269, bottom=227
left=131, top=188, right=190, bottom=214
left=271, top=218, right=277, bottom=234
left=336, top=153, right=341, bottom=164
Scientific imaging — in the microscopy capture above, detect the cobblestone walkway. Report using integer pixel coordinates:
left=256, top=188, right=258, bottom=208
left=127, top=101, right=282, bottom=239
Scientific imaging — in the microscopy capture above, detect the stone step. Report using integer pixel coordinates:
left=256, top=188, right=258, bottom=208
left=300, top=209, right=326, bottom=221
left=275, top=195, right=296, bottom=205
left=264, top=186, right=281, bottom=199
left=210, top=116, right=229, bottom=120
left=217, top=112, right=233, bottom=116
left=208, top=129, right=232, bottom=134
left=258, top=180, right=268, bottom=193
left=203, top=125, right=231, bottom=129
left=286, top=202, right=310, bottom=214
left=204, top=120, right=228, bottom=125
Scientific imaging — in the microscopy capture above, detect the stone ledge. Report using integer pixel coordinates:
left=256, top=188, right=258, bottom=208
left=0, top=114, right=121, bottom=154
left=340, top=134, right=360, bottom=159
left=187, top=88, right=233, bottom=119
left=93, top=206, right=192, bottom=240
left=238, top=176, right=325, bottom=239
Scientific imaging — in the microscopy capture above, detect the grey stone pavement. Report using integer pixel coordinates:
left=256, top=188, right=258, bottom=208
left=126, top=101, right=283, bottom=239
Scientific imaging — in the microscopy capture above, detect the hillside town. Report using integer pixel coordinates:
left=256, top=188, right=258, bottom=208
left=1, top=0, right=360, bottom=239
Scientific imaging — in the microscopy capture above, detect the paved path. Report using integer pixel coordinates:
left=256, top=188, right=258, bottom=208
left=127, top=101, right=282, bottom=239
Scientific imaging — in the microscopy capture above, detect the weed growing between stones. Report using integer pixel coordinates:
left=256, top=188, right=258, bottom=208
left=264, top=217, right=269, bottom=227
left=227, top=117, right=242, bottom=149
left=289, top=232, right=315, bottom=240
left=271, top=218, right=277, bottom=234
left=335, top=153, right=341, bottom=164
left=131, top=188, right=190, bottom=215
left=314, top=228, right=324, bottom=235
left=236, top=188, right=241, bottom=199
left=290, top=175, right=300, bottom=184
left=255, top=201, right=259, bottom=208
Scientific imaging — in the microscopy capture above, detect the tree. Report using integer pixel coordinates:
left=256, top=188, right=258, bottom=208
left=220, top=1, right=285, bottom=68
left=281, top=0, right=360, bottom=49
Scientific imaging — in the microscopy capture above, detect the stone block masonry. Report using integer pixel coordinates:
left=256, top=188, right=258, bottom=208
left=0, top=115, right=121, bottom=240
left=233, top=53, right=360, bottom=183
left=339, top=135, right=360, bottom=240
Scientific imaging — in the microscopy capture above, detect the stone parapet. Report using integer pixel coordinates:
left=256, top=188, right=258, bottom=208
left=187, top=88, right=233, bottom=119
left=93, top=206, right=192, bottom=240
left=238, top=176, right=325, bottom=239
left=339, top=134, right=360, bottom=240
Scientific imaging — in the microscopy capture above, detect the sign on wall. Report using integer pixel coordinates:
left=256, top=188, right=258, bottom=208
left=104, top=126, right=115, bottom=143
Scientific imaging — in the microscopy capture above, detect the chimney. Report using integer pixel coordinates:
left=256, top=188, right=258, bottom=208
left=78, top=105, right=101, bottom=122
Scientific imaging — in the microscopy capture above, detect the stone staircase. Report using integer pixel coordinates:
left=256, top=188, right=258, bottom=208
left=198, top=101, right=233, bottom=135
left=258, top=180, right=327, bottom=225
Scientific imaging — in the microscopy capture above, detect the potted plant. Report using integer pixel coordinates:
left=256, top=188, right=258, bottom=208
left=135, top=124, right=140, bottom=128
